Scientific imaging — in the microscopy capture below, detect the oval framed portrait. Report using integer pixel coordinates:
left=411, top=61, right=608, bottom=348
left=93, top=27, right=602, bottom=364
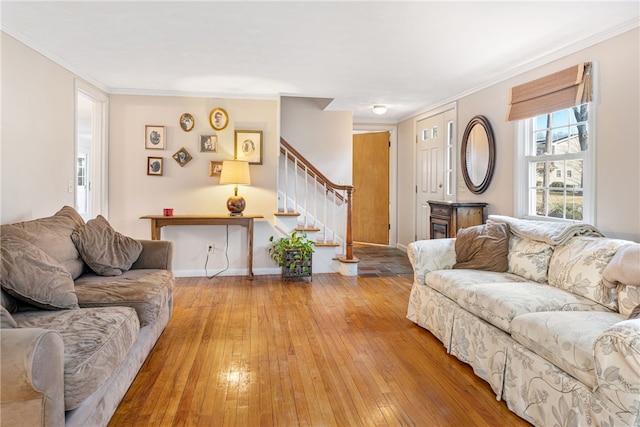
left=179, top=113, right=195, bottom=132
left=209, top=107, right=229, bottom=131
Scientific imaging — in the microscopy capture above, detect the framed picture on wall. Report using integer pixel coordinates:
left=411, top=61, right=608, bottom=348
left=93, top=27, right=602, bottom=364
left=209, top=161, right=223, bottom=177
left=209, top=107, right=229, bottom=131
left=172, top=147, right=192, bottom=167
left=147, top=157, right=163, bottom=176
left=199, top=134, right=218, bottom=153
left=179, top=113, right=195, bottom=132
left=234, top=130, right=263, bottom=165
left=145, top=125, right=165, bottom=149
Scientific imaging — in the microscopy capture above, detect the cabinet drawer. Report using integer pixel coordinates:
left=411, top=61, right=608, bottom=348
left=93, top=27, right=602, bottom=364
left=430, top=205, right=451, bottom=217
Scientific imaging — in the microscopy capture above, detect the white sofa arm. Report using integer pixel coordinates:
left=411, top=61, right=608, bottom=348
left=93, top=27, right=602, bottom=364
left=407, top=238, right=457, bottom=285
left=1, top=328, right=65, bottom=427
left=593, top=319, right=640, bottom=426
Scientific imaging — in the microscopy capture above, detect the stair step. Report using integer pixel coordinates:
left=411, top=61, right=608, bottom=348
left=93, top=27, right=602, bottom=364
left=315, top=241, right=340, bottom=247
left=296, top=226, right=321, bottom=232
left=274, top=211, right=300, bottom=217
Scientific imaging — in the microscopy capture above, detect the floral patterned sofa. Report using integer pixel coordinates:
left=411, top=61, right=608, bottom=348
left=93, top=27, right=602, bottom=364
left=406, top=215, right=640, bottom=427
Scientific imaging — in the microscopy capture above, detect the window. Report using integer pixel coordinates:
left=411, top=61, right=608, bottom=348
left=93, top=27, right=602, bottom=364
left=510, top=62, right=594, bottom=223
left=521, top=104, right=591, bottom=221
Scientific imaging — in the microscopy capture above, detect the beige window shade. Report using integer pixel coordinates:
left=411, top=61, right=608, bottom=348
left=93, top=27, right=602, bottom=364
left=507, top=62, right=592, bottom=121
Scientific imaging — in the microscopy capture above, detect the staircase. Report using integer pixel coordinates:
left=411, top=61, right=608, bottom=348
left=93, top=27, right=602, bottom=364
left=275, top=138, right=358, bottom=275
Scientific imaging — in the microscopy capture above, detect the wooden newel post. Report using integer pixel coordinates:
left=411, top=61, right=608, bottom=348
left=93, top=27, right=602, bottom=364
left=345, top=187, right=354, bottom=260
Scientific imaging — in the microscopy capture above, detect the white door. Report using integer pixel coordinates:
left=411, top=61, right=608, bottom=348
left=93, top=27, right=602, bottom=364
left=76, top=82, right=108, bottom=221
left=416, top=113, right=445, bottom=240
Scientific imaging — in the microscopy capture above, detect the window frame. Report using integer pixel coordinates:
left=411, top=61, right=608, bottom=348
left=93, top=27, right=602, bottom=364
left=514, top=103, right=596, bottom=224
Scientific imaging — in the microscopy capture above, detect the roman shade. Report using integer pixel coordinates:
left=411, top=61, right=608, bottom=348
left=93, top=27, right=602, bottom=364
left=507, top=62, right=592, bottom=121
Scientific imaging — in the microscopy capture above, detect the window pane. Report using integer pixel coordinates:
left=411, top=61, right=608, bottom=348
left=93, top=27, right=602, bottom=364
left=566, top=159, right=583, bottom=188
left=535, top=189, right=546, bottom=216
left=552, top=110, right=569, bottom=127
left=566, top=189, right=583, bottom=220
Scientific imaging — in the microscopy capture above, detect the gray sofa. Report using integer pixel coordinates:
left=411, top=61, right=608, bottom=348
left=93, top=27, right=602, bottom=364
left=0, top=206, right=174, bottom=426
left=407, top=215, right=640, bottom=427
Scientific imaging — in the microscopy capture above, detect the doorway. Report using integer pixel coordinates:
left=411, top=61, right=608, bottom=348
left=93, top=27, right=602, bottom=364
left=353, top=131, right=390, bottom=245
left=415, top=109, right=456, bottom=240
left=75, top=81, right=108, bottom=221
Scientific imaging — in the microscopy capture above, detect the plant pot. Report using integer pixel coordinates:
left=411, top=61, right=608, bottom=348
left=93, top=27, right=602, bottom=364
left=282, top=249, right=312, bottom=281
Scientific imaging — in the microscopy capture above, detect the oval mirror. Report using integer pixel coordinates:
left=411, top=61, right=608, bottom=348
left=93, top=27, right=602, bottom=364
left=461, top=115, right=495, bottom=194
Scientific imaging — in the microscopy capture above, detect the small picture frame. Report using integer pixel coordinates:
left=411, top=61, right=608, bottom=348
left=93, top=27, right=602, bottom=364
left=234, top=130, right=263, bottom=165
left=145, top=125, right=165, bottom=149
left=180, top=113, right=195, bottom=132
left=172, top=147, right=192, bottom=167
left=209, top=161, right=223, bottom=177
left=147, top=157, right=163, bottom=176
left=209, top=107, right=229, bottom=131
left=199, top=134, right=218, bottom=153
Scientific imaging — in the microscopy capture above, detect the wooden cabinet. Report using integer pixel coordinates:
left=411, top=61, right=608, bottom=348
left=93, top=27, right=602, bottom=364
left=428, top=201, right=487, bottom=239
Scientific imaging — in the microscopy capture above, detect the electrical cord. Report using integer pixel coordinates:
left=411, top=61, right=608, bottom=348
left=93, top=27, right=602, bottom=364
left=205, top=225, right=229, bottom=279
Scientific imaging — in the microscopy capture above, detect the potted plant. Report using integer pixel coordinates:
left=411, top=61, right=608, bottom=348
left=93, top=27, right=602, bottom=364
left=268, top=231, right=314, bottom=280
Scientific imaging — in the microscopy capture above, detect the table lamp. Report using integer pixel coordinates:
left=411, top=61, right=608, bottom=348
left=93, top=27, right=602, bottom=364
left=219, top=160, right=251, bottom=216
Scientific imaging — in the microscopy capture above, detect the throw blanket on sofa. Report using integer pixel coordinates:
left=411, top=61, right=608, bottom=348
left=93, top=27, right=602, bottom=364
left=488, top=215, right=603, bottom=246
left=600, top=243, right=640, bottom=289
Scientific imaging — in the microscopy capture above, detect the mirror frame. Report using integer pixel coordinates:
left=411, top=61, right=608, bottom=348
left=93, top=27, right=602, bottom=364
left=460, top=115, right=496, bottom=194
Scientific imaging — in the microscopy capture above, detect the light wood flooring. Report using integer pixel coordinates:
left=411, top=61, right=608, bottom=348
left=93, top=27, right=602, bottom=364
left=109, top=273, right=530, bottom=426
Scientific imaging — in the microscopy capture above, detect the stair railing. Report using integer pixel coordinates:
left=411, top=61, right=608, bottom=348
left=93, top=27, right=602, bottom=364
left=278, top=138, right=355, bottom=261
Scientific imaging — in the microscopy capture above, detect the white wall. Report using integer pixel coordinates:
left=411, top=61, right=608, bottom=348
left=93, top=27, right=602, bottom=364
left=280, top=97, right=353, bottom=185
left=108, top=95, right=281, bottom=275
left=1, top=33, right=85, bottom=223
left=397, top=27, right=640, bottom=244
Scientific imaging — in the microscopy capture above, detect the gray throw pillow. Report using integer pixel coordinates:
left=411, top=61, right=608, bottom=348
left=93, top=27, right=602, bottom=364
left=453, top=222, right=510, bottom=272
left=0, top=236, right=79, bottom=310
left=1, top=306, right=17, bottom=329
left=72, top=215, right=143, bottom=276
left=629, top=304, right=640, bottom=320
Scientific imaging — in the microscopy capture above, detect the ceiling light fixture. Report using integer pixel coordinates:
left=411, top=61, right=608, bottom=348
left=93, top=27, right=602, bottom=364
left=372, top=105, right=387, bottom=115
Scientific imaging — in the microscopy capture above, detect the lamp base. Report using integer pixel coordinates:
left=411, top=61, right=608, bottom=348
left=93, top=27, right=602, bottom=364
left=226, top=195, right=246, bottom=215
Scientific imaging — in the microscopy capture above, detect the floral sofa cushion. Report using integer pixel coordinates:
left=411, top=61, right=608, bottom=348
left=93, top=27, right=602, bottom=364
left=459, top=281, right=615, bottom=332
left=426, top=269, right=527, bottom=302
left=548, top=236, right=631, bottom=311
left=507, top=234, right=553, bottom=283
left=510, top=311, right=624, bottom=388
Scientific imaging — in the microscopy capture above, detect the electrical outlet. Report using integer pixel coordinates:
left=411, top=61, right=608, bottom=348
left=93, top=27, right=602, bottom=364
left=207, top=244, right=215, bottom=254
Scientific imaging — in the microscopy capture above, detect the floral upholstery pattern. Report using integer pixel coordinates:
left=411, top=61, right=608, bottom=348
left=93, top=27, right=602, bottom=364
left=593, top=319, right=640, bottom=426
left=449, top=306, right=513, bottom=399
left=407, top=283, right=457, bottom=349
left=618, top=284, right=640, bottom=318
left=507, top=234, right=553, bottom=283
left=406, top=228, right=640, bottom=427
left=548, top=236, right=630, bottom=311
left=460, top=281, right=613, bottom=332
left=504, top=342, right=626, bottom=427
left=510, top=311, right=623, bottom=388
left=426, top=269, right=527, bottom=302
left=407, top=238, right=456, bottom=285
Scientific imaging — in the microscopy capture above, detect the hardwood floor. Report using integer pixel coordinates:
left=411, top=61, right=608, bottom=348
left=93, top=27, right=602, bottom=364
left=110, top=274, right=530, bottom=426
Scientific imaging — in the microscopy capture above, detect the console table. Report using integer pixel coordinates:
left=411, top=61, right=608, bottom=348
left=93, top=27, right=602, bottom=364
left=427, top=201, right=487, bottom=239
left=140, top=214, right=263, bottom=277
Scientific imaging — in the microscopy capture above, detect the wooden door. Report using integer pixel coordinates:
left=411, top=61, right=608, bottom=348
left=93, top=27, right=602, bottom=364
left=416, top=114, right=445, bottom=240
left=353, top=131, right=390, bottom=245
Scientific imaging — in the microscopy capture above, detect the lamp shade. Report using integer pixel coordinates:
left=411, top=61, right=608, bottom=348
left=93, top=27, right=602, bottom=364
left=219, top=160, right=251, bottom=185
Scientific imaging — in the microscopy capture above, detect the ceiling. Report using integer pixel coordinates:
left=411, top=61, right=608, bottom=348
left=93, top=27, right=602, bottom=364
left=2, top=1, right=638, bottom=123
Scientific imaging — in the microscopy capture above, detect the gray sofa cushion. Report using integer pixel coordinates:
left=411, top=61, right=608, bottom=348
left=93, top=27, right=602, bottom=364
left=74, top=269, right=173, bottom=326
left=1, top=306, right=17, bottom=328
left=0, top=206, right=85, bottom=280
left=1, top=235, right=79, bottom=310
left=71, top=215, right=143, bottom=276
left=453, top=222, right=510, bottom=272
left=14, top=307, right=139, bottom=410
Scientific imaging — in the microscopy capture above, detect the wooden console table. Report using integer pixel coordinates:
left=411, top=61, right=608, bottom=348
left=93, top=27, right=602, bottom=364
left=140, top=214, right=263, bottom=277
left=427, top=201, right=487, bottom=239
